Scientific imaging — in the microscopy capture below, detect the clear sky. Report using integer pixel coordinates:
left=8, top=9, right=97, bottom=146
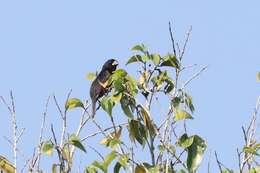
left=0, top=0, right=260, bottom=172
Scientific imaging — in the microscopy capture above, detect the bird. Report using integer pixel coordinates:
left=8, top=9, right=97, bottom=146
left=90, top=59, right=119, bottom=117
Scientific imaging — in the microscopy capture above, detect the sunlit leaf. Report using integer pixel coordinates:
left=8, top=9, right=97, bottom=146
left=104, top=151, right=117, bottom=169
left=86, top=72, right=96, bottom=81
left=69, top=134, right=86, bottom=153
left=0, top=155, right=15, bottom=173
left=151, top=54, right=161, bottom=65
left=257, top=72, right=260, bottom=81
left=118, top=155, right=129, bottom=168
left=243, top=143, right=260, bottom=156
left=101, top=97, right=114, bottom=116
left=86, top=166, right=97, bottom=173
left=149, top=166, right=160, bottom=173
left=174, top=109, right=193, bottom=122
left=100, top=127, right=122, bottom=148
left=65, top=98, right=84, bottom=111
left=112, top=69, right=128, bottom=78
left=158, top=145, right=165, bottom=153
left=177, top=133, right=194, bottom=148
left=42, top=141, right=54, bottom=156
left=161, top=54, right=180, bottom=69
left=52, top=164, right=57, bottom=173
left=139, top=105, right=157, bottom=137
left=126, top=55, right=143, bottom=65
left=169, top=145, right=176, bottom=154
left=92, top=161, right=105, bottom=172
left=131, top=44, right=147, bottom=53
left=61, top=146, right=72, bottom=167
left=111, top=93, right=122, bottom=104
left=187, top=135, right=207, bottom=173
left=135, top=164, right=146, bottom=173
left=249, top=167, right=260, bottom=173
left=177, top=169, right=186, bottom=173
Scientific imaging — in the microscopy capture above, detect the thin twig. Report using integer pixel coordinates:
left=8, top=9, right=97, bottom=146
left=180, top=26, right=192, bottom=61
left=214, top=151, right=223, bottom=173
left=183, top=65, right=208, bottom=88
left=36, top=96, right=50, bottom=170
left=81, top=123, right=128, bottom=141
left=168, top=22, right=177, bottom=57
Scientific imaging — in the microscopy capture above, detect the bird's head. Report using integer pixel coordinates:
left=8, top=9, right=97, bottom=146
left=102, top=59, right=119, bottom=73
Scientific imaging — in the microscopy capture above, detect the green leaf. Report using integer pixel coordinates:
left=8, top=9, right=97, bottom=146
left=131, top=44, right=147, bottom=53
left=177, top=133, right=194, bottom=148
left=112, top=69, right=128, bottom=78
left=126, top=76, right=138, bottom=96
left=243, top=143, right=260, bottom=156
left=149, top=166, right=160, bottom=173
left=135, top=165, right=146, bottom=173
left=249, top=167, right=260, bottom=173
left=104, top=151, right=117, bottom=169
left=118, top=155, right=129, bottom=168
left=86, top=72, right=96, bottom=81
left=111, top=93, right=122, bottom=104
left=65, top=98, right=84, bottom=111
left=172, top=97, right=181, bottom=109
left=86, top=166, right=98, bottom=173
left=161, top=54, right=180, bottom=69
left=52, top=164, right=57, bottom=173
left=101, top=97, right=114, bottom=116
left=169, top=145, right=176, bottom=154
left=61, top=146, right=72, bottom=166
left=0, top=155, right=16, bottom=173
left=257, top=72, right=260, bottom=81
left=174, top=109, right=193, bottom=122
left=139, top=105, right=157, bottom=137
left=158, top=145, right=165, bottom=153
left=126, top=55, right=143, bottom=65
left=92, top=161, right=106, bottom=172
left=69, top=134, right=86, bottom=153
left=120, top=96, right=135, bottom=118
left=42, top=141, right=54, bottom=156
left=129, top=120, right=147, bottom=146
left=177, top=169, right=186, bottom=173
left=184, top=92, right=195, bottom=113
left=187, top=135, right=207, bottom=173
left=114, top=162, right=122, bottom=173
left=151, top=54, right=161, bottom=65
left=164, top=77, right=175, bottom=93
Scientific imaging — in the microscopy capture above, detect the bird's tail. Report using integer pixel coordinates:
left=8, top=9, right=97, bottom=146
left=91, top=100, right=96, bottom=118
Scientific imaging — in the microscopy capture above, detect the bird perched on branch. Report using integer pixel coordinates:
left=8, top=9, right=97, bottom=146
left=90, top=59, right=119, bottom=117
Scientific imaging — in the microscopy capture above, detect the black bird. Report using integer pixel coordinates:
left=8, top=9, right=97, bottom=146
left=90, top=59, right=119, bottom=117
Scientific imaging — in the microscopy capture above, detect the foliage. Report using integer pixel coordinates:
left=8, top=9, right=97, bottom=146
left=0, top=27, right=259, bottom=173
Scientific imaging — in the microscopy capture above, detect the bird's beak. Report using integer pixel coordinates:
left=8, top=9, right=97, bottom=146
left=112, top=60, right=119, bottom=66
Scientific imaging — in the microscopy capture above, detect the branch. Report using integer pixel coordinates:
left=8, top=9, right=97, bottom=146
left=168, top=21, right=177, bottom=57
left=182, top=65, right=208, bottom=88
left=180, top=26, right=192, bottom=61
left=1, top=91, right=18, bottom=173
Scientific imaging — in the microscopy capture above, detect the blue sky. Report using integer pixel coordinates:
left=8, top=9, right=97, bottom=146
left=0, top=0, right=260, bottom=172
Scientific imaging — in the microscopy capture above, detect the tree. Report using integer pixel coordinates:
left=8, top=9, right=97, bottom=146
left=0, top=23, right=259, bottom=173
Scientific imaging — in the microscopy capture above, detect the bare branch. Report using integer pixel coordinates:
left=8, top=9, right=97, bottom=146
left=182, top=65, right=208, bottom=88
left=168, top=21, right=177, bottom=57
left=180, top=26, right=192, bottom=61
